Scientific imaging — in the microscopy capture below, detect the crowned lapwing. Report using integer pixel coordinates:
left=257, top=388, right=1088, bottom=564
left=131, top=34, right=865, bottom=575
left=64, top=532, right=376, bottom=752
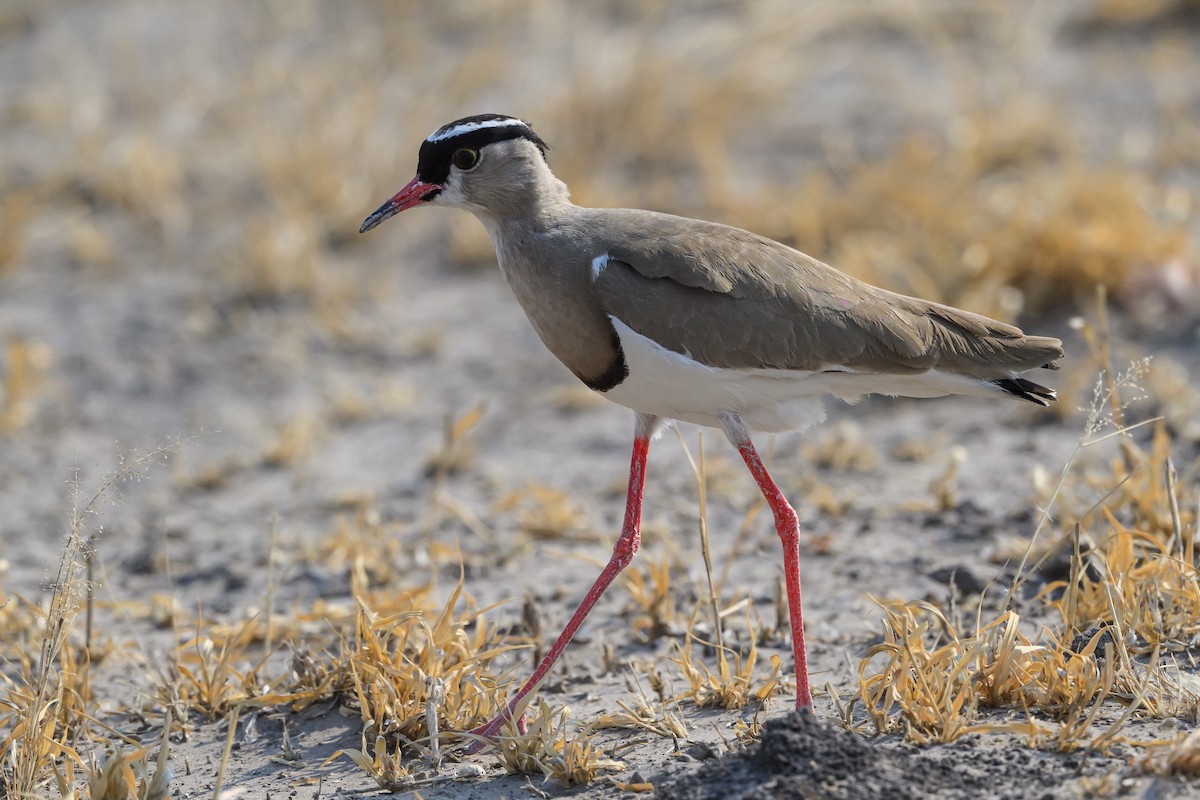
left=360, top=114, right=1063, bottom=745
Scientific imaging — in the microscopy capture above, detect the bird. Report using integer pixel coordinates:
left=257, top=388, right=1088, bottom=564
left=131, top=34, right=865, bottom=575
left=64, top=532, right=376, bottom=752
left=359, top=113, right=1064, bottom=746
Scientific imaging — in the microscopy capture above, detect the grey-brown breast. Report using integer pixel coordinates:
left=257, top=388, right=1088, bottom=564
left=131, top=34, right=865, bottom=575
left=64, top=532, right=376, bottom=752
left=490, top=216, right=629, bottom=392
left=583, top=208, right=1062, bottom=378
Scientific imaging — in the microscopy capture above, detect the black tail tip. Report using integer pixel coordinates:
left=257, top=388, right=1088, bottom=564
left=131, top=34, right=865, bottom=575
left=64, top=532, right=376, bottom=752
left=991, top=377, right=1057, bottom=406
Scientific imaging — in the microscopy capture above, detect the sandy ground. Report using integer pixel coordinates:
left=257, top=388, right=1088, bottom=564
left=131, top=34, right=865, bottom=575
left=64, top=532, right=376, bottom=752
left=2, top=1, right=1200, bottom=798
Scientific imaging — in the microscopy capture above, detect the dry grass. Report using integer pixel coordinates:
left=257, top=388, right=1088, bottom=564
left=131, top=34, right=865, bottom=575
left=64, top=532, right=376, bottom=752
left=923, top=446, right=969, bottom=514
left=330, top=733, right=416, bottom=792
left=1075, top=0, right=1200, bottom=30
left=52, top=721, right=171, bottom=800
left=337, top=578, right=511, bottom=745
left=424, top=405, right=485, bottom=480
left=673, top=615, right=784, bottom=712
left=1144, top=726, right=1200, bottom=780
left=150, top=560, right=515, bottom=739
left=305, top=504, right=410, bottom=586
left=0, top=642, right=94, bottom=794
left=859, top=601, right=1119, bottom=746
left=260, top=410, right=323, bottom=469
left=490, top=700, right=625, bottom=788
left=593, top=669, right=689, bottom=742
left=0, top=337, right=52, bottom=434
left=496, top=483, right=591, bottom=541
left=621, top=554, right=683, bottom=643
left=157, top=621, right=270, bottom=722
left=1, top=445, right=179, bottom=797
left=150, top=558, right=629, bottom=788
left=860, top=330, right=1200, bottom=752
left=0, top=475, right=634, bottom=795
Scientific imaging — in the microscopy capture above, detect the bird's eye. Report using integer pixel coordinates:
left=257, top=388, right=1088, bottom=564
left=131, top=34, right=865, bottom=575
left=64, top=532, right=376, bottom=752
left=452, top=148, right=479, bottom=170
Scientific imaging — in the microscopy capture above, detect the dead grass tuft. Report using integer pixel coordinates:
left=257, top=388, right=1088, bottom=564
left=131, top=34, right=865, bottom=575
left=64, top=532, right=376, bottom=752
left=496, top=483, right=590, bottom=541
left=673, top=611, right=783, bottom=711
left=52, top=720, right=171, bottom=800
left=330, top=733, right=415, bottom=792
left=143, top=561, right=526, bottom=788
left=307, top=504, right=408, bottom=587
left=229, top=216, right=325, bottom=304
left=859, top=601, right=1122, bottom=747
left=1144, top=727, right=1200, bottom=780
left=1, top=643, right=94, bottom=794
left=1043, top=506, right=1200, bottom=659
left=593, top=669, right=688, bottom=741
left=65, top=218, right=116, bottom=271
left=338, top=577, right=512, bottom=746
left=1074, top=0, right=1200, bottom=31
left=158, top=620, right=271, bottom=721
left=621, top=554, right=682, bottom=642
left=424, top=405, right=485, bottom=481
left=491, top=700, right=625, bottom=788
left=261, top=410, right=323, bottom=469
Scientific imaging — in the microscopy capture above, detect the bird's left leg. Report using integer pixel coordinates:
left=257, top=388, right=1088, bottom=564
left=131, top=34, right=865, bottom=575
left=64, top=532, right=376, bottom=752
left=462, top=412, right=659, bottom=752
left=719, top=412, right=813, bottom=709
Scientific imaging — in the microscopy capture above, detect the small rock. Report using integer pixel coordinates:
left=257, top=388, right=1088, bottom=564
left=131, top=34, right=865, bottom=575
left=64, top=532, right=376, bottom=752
left=1066, top=626, right=1119, bottom=660
left=928, top=564, right=986, bottom=595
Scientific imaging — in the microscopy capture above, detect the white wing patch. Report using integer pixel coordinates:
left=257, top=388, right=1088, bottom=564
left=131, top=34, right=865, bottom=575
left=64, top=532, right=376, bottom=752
left=591, top=254, right=610, bottom=282
left=427, top=117, right=527, bottom=142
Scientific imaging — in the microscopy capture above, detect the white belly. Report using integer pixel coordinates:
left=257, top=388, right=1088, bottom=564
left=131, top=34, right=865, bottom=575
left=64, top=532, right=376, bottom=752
left=601, top=316, right=997, bottom=433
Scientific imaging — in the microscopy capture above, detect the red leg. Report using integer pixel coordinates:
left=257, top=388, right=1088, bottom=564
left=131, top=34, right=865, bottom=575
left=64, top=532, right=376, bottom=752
left=464, top=417, right=654, bottom=750
left=723, top=418, right=812, bottom=709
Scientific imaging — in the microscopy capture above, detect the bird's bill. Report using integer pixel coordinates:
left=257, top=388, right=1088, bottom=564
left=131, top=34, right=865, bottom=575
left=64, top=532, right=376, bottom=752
left=359, top=176, right=441, bottom=233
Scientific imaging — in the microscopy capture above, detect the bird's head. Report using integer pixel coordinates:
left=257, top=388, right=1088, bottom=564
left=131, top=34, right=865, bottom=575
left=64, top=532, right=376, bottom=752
left=359, top=114, right=555, bottom=233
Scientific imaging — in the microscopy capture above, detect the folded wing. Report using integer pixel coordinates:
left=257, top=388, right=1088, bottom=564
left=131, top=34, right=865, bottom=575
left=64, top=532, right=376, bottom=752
left=590, top=210, right=1062, bottom=379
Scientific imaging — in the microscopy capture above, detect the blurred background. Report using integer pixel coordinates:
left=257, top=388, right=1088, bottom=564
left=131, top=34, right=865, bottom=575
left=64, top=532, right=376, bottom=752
left=6, top=1, right=1200, bottom=302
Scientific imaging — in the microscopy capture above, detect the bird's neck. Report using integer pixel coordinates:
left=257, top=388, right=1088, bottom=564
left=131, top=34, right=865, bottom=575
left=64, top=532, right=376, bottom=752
left=472, top=168, right=574, bottom=233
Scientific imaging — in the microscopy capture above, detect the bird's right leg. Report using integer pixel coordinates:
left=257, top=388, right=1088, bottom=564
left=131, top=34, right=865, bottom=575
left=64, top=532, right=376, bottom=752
left=719, top=412, right=813, bottom=709
left=463, top=412, right=659, bottom=752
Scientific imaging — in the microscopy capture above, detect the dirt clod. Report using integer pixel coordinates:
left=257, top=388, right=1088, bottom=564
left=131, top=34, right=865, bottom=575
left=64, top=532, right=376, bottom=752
left=659, top=711, right=1081, bottom=800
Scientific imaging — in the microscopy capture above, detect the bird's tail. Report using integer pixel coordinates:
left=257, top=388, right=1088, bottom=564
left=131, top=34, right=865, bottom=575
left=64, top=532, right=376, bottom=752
left=989, top=377, right=1057, bottom=406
